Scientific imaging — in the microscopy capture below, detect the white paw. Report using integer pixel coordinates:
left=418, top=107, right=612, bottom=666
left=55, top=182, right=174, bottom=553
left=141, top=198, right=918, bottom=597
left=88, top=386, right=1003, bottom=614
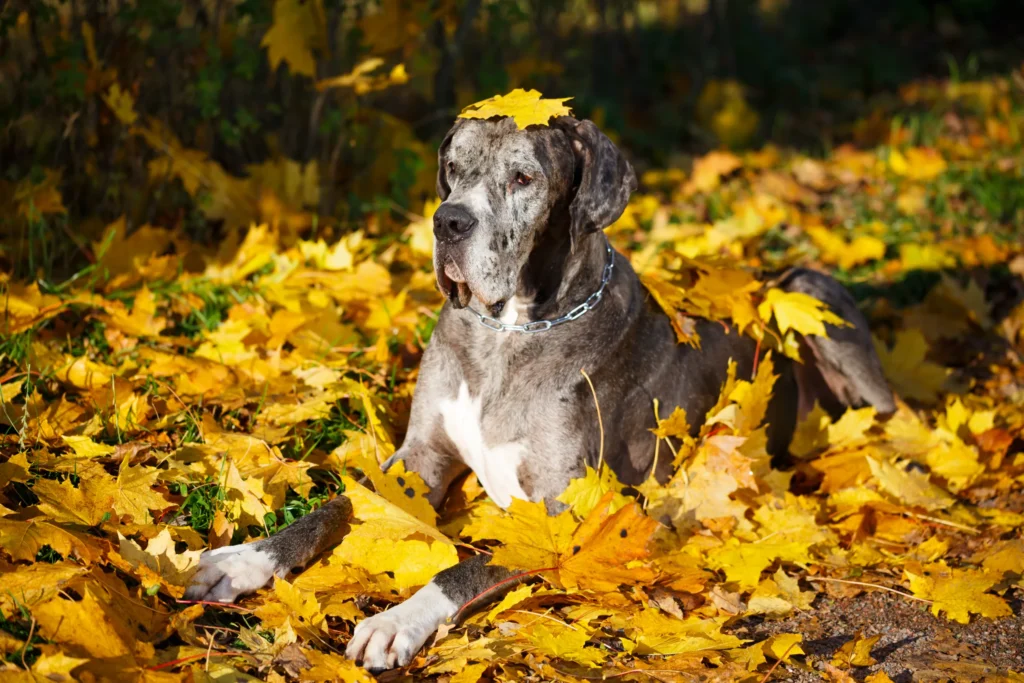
left=183, top=542, right=279, bottom=603
left=345, top=582, right=456, bottom=671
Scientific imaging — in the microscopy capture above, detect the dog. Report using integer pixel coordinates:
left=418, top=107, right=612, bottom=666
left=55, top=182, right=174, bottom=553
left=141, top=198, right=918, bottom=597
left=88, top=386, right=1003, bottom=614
left=184, top=116, right=895, bottom=671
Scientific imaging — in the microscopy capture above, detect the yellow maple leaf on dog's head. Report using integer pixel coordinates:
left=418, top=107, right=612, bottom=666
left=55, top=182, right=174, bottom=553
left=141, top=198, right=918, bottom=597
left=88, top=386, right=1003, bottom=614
left=459, top=88, right=573, bottom=129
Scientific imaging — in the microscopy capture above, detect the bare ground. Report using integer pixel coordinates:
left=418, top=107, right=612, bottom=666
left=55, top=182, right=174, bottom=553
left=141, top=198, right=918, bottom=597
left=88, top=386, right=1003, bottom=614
left=729, top=588, right=1024, bottom=682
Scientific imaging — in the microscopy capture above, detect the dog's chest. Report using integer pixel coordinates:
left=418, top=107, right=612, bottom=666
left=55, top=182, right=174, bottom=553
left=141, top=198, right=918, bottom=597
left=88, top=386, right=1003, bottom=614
left=438, top=381, right=528, bottom=509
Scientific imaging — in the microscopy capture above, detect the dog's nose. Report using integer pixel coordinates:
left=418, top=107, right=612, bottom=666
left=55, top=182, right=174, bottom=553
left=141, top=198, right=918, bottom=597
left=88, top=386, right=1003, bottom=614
left=433, top=203, right=477, bottom=241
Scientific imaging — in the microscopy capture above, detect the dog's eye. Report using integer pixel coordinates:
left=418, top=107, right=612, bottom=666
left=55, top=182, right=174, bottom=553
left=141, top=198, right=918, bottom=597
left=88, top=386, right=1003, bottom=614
left=515, top=172, right=533, bottom=186
left=447, top=160, right=456, bottom=174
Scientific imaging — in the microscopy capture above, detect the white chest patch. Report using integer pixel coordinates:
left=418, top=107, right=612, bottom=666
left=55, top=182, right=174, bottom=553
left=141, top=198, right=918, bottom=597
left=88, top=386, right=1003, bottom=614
left=440, top=382, right=528, bottom=508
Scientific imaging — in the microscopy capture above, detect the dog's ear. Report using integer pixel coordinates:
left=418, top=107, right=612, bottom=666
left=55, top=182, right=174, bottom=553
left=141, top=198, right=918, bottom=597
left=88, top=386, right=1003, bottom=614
left=553, top=117, right=637, bottom=251
left=436, top=119, right=464, bottom=201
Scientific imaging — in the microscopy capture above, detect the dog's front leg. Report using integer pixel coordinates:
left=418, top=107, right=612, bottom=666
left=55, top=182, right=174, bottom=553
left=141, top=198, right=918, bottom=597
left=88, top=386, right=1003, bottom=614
left=346, top=554, right=519, bottom=671
left=183, top=494, right=352, bottom=603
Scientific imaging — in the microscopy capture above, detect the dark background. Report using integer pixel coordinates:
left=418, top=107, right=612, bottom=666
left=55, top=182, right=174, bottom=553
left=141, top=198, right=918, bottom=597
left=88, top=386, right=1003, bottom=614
left=3, top=0, right=1023, bottom=277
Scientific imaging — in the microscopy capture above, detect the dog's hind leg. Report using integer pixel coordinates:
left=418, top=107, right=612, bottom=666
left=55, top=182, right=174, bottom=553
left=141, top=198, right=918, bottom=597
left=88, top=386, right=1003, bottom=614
left=183, top=494, right=352, bottom=603
left=776, top=268, right=895, bottom=420
left=346, top=554, right=520, bottom=671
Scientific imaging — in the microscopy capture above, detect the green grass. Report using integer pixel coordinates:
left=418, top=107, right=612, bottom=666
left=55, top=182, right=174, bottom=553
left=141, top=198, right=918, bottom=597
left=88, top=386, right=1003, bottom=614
left=282, top=402, right=364, bottom=462
left=259, top=470, right=344, bottom=537
left=0, top=599, right=49, bottom=666
left=176, top=479, right=226, bottom=533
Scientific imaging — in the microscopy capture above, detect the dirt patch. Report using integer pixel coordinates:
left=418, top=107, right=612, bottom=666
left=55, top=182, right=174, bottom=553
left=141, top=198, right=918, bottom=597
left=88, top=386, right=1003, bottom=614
left=728, top=588, right=1024, bottom=681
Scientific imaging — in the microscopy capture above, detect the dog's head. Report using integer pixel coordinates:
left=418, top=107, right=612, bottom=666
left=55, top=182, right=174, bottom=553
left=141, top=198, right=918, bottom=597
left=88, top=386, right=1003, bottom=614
left=432, top=116, right=636, bottom=312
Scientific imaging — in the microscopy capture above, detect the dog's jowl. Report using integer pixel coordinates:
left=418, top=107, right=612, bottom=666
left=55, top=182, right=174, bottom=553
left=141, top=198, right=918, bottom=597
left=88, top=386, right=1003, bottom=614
left=185, top=116, right=894, bottom=672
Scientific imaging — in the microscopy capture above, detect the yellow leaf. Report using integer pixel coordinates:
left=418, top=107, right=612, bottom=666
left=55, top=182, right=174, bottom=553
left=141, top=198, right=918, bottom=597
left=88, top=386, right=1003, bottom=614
left=261, top=0, right=325, bottom=77
left=112, top=455, right=170, bottom=524
left=522, top=622, right=606, bottom=667
left=114, top=529, right=202, bottom=594
left=459, top=88, right=573, bottom=129
left=905, top=564, right=1012, bottom=624
left=0, top=563, right=87, bottom=617
left=763, top=632, right=804, bottom=660
left=62, top=434, right=116, bottom=458
left=102, top=83, right=137, bottom=125
left=873, top=330, right=948, bottom=403
left=889, top=147, right=947, bottom=180
left=485, top=583, right=534, bottom=623
left=831, top=632, right=880, bottom=668
left=758, top=288, right=850, bottom=337
left=807, top=226, right=886, bottom=270
left=31, top=651, right=91, bottom=679
left=0, top=518, right=101, bottom=563
left=298, top=649, right=375, bottom=682
left=34, top=475, right=115, bottom=526
left=686, top=150, right=742, bottom=194
left=652, top=406, right=691, bottom=439
left=316, top=58, right=409, bottom=95
left=556, top=465, right=629, bottom=520
left=867, top=456, right=955, bottom=510
left=629, top=608, right=743, bottom=655
left=33, top=588, right=135, bottom=658
left=465, top=498, right=574, bottom=573
left=332, top=479, right=457, bottom=592
left=707, top=539, right=812, bottom=589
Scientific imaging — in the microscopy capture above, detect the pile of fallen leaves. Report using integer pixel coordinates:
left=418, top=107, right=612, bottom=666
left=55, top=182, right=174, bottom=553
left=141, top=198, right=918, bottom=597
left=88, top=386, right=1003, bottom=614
left=2, top=72, right=1024, bottom=683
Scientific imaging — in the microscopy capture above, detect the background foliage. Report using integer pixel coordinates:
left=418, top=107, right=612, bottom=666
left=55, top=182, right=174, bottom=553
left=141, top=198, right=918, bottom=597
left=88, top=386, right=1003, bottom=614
left=4, top=0, right=1024, bottom=279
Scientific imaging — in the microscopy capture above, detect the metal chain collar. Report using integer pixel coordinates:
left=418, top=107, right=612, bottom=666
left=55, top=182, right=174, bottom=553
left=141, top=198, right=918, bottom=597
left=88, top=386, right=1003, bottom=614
left=465, top=237, right=615, bottom=333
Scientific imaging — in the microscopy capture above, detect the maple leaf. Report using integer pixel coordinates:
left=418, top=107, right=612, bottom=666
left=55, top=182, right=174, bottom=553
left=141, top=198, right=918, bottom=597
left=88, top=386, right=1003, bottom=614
left=112, top=455, right=170, bottom=524
left=831, top=632, right=880, bottom=668
left=464, top=498, right=575, bottom=573
left=685, top=150, right=742, bottom=194
left=522, top=622, right=606, bottom=667
left=758, top=288, right=850, bottom=337
left=113, top=529, right=202, bottom=595
left=627, top=609, right=743, bottom=655
left=458, top=88, right=573, bottom=129
left=873, top=329, right=948, bottom=403
left=0, top=563, right=87, bottom=617
left=867, top=456, right=955, bottom=510
left=906, top=563, right=1012, bottom=624
left=261, top=0, right=325, bottom=77
left=101, top=83, right=137, bottom=125
left=0, top=518, right=102, bottom=563
left=888, top=146, right=947, bottom=180
left=652, top=406, right=691, bottom=440
left=807, top=226, right=886, bottom=270
left=556, top=464, right=630, bottom=519
left=559, top=497, right=658, bottom=591
left=329, top=479, right=458, bottom=592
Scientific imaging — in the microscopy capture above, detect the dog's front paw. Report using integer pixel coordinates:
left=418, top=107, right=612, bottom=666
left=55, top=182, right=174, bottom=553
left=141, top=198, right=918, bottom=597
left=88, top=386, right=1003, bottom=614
left=345, top=583, right=456, bottom=671
left=183, top=543, right=279, bottom=603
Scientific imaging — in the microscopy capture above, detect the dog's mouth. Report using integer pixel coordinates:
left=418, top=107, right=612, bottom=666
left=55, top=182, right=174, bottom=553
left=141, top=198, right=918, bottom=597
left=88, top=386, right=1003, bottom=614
left=438, top=259, right=473, bottom=309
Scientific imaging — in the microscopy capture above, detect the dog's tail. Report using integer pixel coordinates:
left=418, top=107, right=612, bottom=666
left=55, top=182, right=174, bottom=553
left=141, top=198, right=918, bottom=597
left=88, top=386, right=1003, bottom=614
left=775, top=267, right=896, bottom=420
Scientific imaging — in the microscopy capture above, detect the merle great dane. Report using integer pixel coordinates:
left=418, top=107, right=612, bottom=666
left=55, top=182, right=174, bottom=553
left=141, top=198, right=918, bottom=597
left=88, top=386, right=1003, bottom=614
left=184, top=116, right=895, bottom=671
